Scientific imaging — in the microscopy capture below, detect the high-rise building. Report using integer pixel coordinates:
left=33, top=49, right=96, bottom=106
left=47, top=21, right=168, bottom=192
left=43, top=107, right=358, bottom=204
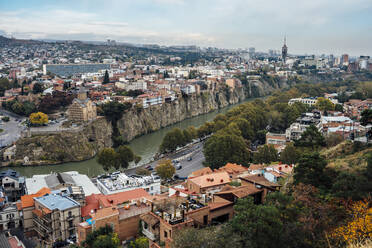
left=341, top=54, right=349, bottom=66
left=248, top=47, right=255, bottom=58
left=282, top=36, right=288, bottom=63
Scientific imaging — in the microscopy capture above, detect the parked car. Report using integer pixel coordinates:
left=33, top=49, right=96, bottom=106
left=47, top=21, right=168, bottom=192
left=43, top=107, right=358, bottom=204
left=175, top=164, right=182, bottom=170
left=187, top=157, right=192, bottom=161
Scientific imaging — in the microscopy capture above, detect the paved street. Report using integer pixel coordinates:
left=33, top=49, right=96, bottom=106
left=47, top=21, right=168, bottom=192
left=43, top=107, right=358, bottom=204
left=125, top=142, right=205, bottom=178
left=0, top=110, right=26, bottom=147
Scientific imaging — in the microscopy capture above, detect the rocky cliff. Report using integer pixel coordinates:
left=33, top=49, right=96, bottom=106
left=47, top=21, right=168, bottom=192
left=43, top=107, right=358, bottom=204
left=117, top=86, right=245, bottom=141
left=13, top=117, right=112, bottom=164
left=12, top=79, right=288, bottom=164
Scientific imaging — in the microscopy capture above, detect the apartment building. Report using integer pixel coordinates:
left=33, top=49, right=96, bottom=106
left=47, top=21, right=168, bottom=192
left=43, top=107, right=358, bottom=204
left=78, top=189, right=151, bottom=244
left=0, top=202, right=21, bottom=231
left=0, top=169, right=25, bottom=202
left=20, top=187, right=51, bottom=236
left=96, top=172, right=161, bottom=195
left=186, top=172, right=231, bottom=195
left=32, top=194, right=81, bottom=245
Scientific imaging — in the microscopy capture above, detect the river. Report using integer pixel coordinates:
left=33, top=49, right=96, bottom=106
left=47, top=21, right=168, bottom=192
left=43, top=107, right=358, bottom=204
left=5, top=98, right=258, bottom=177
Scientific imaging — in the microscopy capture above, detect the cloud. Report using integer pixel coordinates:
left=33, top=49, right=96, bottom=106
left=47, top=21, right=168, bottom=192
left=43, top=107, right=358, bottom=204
left=0, top=0, right=371, bottom=54
left=0, top=9, right=214, bottom=45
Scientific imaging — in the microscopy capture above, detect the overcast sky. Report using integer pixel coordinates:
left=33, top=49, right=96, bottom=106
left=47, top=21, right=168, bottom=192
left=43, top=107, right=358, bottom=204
left=0, top=0, right=371, bottom=56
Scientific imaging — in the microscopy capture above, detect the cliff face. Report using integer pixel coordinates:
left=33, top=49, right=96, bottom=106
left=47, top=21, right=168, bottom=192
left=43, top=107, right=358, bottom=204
left=14, top=117, right=112, bottom=164
left=117, top=86, right=246, bottom=141
left=12, top=79, right=286, bottom=164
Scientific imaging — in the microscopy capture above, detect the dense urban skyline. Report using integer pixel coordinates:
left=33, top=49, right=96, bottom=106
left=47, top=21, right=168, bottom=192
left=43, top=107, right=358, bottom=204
left=1, top=0, right=372, bottom=55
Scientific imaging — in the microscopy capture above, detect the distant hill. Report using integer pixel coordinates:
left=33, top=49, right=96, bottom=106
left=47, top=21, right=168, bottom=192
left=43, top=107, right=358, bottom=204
left=0, top=35, right=42, bottom=46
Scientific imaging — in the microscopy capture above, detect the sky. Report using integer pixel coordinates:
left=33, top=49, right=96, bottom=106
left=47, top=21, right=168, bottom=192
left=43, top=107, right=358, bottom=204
left=0, top=0, right=371, bottom=56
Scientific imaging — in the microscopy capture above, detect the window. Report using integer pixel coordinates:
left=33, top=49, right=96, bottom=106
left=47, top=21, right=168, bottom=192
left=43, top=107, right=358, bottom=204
left=164, top=231, right=168, bottom=238
left=143, top=222, right=148, bottom=229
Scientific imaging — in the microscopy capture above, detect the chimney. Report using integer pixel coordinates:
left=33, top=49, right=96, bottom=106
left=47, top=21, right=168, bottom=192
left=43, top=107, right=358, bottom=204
left=279, top=167, right=282, bottom=171
left=220, top=179, right=223, bottom=183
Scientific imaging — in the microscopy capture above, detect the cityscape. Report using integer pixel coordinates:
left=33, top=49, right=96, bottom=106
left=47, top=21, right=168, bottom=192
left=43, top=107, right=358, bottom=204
left=0, top=1, right=371, bottom=248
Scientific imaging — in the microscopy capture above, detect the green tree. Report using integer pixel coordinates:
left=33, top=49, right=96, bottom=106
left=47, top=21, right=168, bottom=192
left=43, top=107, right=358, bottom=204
left=280, top=143, right=300, bottom=165
left=204, top=131, right=250, bottom=169
left=315, top=97, right=334, bottom=111
left=103, top=70, right=110, bottom=84
left=186, top=126, right=197, bottom=139
left=116, top=145, right=135, bottom=169
left=159, top=128, right=185, bottom=153
left=253, top=144, right=278, bottom=164
left=231, top=118, right=254, bottom=140
left=230, top=198, right=285, bottom=248
left=32, top=82, right=44, bottom=94
left=101, top=101, right=131, bottom=123
left=97, top=148, right=119, bottom=170
left=360, top=109, right=372, bottom=126
left=0, top=78, right=12, bottom=96
left=293, top=152, right=329, bottom=189
left=128, top=236, right=149, bottom=248
left=83, top=225, right=120, bottom=248
left=294, top=125, right=326, bottom=150
left=182, top=129, right=193, bottom=144
left=155, top=159, right=175, bottom=180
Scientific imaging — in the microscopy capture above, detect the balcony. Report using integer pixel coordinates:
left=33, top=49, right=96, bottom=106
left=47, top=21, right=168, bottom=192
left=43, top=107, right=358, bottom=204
left=33, top=216, right=52, bottom=234
left=142, top=228, right=156, bottom=241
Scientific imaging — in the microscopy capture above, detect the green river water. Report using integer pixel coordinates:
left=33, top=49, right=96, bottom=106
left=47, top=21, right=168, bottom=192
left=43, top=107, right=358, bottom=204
left=4, top=98, right=258, bottom=177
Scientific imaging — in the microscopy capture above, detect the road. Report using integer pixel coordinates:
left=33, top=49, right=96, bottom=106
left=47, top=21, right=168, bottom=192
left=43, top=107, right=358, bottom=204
left=0, top=111, right=26, bottom=147
left=125, top=142, right=205, bottom=178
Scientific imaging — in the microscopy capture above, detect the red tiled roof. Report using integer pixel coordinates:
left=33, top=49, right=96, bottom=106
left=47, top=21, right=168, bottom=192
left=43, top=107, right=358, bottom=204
left=189, top=167, right=213, bottom=178
left=82, top=189, right=150, bottom=218
left=99, top=188, right=150, bottom=208
left=188, top=172, right=231, bottom=189
left=20, top=187, right=51, bottom=209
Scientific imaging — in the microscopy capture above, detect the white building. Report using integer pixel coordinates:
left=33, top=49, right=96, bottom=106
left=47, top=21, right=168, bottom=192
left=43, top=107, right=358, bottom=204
left=181, top=85, right=196, bottom=95
left=288, top=98, right=317, bottom=106
left=96, top=172, right=161, bottom=195
left=25, top=171, right=100, bottom=196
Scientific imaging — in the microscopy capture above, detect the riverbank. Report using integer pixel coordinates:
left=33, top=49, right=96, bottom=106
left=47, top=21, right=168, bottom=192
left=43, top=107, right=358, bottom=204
left=3, top=95, right=262, bottom=177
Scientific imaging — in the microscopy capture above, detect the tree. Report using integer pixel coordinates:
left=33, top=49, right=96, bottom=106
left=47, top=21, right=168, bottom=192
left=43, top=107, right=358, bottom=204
left=280, top=143, right=300, bottom=165
left=155, top=159, right=175, bottom=180
left=230, top=198, right=285, bottom=248
left=29, top=112, right=48, bottom=125
left=315, top=97, right=334, bottom=111
left=293, top=152, right=329, bottom=188
left=103, top=70, right=110, bottom=84
left=116, top=145, right=135, bottom=169
left=0, top=78, right=12, bottom=96
left=97, top=148, right=119, bottom=171
left=331, top=200, right=372, bottom=245
left=294, top=125, right=326, bottom=150
left=253, top=144, right=278, bottom=164
left=82, top=225, right=120, bottom=248
left=172, top=226, right=241, bottom=248
left=204, top=132, right=250, bottom=169
left=360, top=109, right=372, bottom=126
left=101, top=101, right=131, bottom=123
left=159, top=128, right=185, bottom=153
left=182, top=129, right=193, bottom=144
left=32, top=82, right=44, bottom=94
left=231, top=118, right=254, bottom=140
left=128, top=236, right=149, bottom=248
